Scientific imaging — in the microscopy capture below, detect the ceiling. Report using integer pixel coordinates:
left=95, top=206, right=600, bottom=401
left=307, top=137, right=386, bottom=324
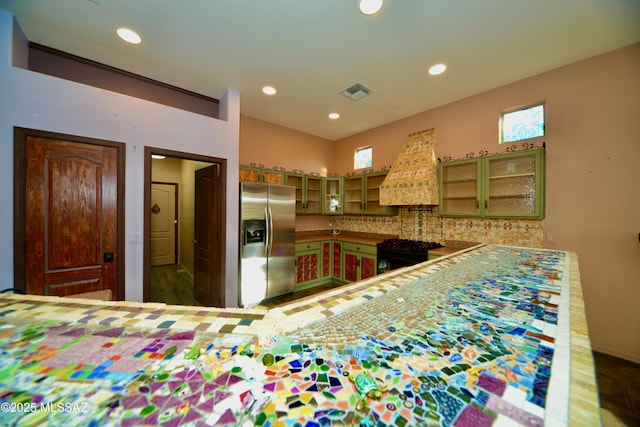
left=1, top=0, right=639, bottom=141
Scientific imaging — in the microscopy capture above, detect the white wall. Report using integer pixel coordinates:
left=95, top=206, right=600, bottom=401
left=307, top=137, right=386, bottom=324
left=0, top=11, right=240, bottom=306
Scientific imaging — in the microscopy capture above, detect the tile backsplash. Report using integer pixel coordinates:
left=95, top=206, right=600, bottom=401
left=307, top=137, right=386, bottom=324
left=331, top=214, right=400, bottom=236
left=332, top=206, right=544, bottom=248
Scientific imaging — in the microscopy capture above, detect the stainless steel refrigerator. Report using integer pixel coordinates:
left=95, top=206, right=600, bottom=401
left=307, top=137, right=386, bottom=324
left=239, top=182, right=296, bottom=307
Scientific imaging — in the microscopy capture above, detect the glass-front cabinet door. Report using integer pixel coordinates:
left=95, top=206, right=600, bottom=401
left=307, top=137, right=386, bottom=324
left=305, top=176, right=322, bottom=214
left=364, top=172, right=398, bottom=215
left=439, top=159, right=481, bottom=216
left=484, top=149, right=544, bottom=218
left=323, top=177, right=343, bottom=214
left=344, top=176, right=364, bottom=214
left=285, top=173, right=322, bottom=214
left=285, top=173, right=304, bottom=213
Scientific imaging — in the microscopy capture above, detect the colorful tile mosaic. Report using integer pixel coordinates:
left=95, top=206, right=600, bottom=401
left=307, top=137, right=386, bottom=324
left=0, top=245, right=593, bottom=426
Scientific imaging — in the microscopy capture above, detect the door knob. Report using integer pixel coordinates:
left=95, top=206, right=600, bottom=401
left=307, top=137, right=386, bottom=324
left=192, top=239, right=198, bottom=244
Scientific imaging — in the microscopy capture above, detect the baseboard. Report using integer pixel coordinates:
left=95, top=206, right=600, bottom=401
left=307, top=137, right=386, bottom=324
left=294, top=278, right=333, bottom=292
left=177, top=263, right=194, bottom=280
left=592, top=345, right=640, bottom=365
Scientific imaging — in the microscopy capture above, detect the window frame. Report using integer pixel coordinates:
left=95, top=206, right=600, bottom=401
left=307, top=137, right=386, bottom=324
left=499, top=102, right=545, bottom=144
left=354, top=146, right=373, bottom=170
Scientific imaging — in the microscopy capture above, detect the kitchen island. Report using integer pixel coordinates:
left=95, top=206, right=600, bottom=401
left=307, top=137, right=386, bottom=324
left=0, top=245, right=599, bottom=426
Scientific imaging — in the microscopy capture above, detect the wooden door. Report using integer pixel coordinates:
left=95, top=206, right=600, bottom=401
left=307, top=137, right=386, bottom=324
left=23, top=135, right=119, bottom=298
left=150, top=183, right=177, bottom=266
left=193, top=164, right=222, bottom=307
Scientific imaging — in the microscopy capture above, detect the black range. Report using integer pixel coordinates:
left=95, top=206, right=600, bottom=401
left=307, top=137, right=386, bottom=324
left=376, top=238, right=442, bottom=273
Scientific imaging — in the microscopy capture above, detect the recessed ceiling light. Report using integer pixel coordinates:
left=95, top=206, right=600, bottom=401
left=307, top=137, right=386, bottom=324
left=428, top=63, right=447, bottom=76
left=328, top=113, right=340, bottom=120
left=359, top=0, right=384, bottom=15
left=116, top=27, right=141, bottom=44
left=262, top=86, right=277, bottom=95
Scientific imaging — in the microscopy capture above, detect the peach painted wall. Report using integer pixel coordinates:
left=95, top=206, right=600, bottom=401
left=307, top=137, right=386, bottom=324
left=334, top=43, right=640, bottom=363
left=240, top=115, right=334, bottom=175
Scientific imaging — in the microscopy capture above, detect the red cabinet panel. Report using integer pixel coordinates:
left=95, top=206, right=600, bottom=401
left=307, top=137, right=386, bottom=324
left=361, top=256, right=376, bottom=280
left=344, top=253, right=358, bottom=282
left=333, top=243, right=341, bottom=278
left=322, top=242, right=331, bottom=278
left=296, top=253, right=319, bottom=284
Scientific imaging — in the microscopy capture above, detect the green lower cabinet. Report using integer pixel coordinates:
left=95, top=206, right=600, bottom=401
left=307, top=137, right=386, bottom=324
left=295, top=241, right=334, bottom=290
left=295, top=240, right=378, bottom=289
left=342, top=242, right=377, bottom=282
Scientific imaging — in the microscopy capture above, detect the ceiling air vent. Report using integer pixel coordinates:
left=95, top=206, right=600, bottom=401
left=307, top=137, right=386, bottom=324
left=340, top=82, right=372, bottom=101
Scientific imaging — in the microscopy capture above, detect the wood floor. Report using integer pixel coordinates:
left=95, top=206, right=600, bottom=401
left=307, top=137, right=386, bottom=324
left=150, top=264, right=202, bottom=306
left=594, top=350, right=640, bottom=426
left=149, top=265, right=640, bottom=425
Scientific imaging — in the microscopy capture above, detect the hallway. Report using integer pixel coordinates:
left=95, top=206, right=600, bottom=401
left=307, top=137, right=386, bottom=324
left=150, top=264, right=201, bottom=306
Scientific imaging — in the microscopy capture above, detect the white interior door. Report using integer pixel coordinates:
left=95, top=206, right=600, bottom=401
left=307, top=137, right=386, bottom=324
left=151, top=183, right=177, bottom=266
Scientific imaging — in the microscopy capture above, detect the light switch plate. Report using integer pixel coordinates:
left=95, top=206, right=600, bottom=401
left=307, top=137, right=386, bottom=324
left=128, top=232, right=142, bottom=244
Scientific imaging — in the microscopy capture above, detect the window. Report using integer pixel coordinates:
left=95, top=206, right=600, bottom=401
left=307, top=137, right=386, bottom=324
left=354, top=146, right=372, bottom=169
left=500, top=103, right=545, bottom=144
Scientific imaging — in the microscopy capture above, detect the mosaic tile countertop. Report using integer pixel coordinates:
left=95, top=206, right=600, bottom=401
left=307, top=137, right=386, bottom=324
left=0, top=245, right=600, bottom=426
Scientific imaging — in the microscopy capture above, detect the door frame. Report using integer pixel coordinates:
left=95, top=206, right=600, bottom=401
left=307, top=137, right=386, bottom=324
left=143, top=147, right=227, bottom=305
left=13, top=127, right=126, bottom=297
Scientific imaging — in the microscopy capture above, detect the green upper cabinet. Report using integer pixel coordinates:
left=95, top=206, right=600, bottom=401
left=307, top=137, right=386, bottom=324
left=439, top=159, right=481, bottom=216
left=343, top=172, right=398, bottom=216
left=344, top=175, right=364, bottom=214
left=484, top=149, right=545, bottom=218
left=439, top=148, right=545, bottom=218
left=323, top=177, right=344, bottom=215
left=239, top=166, right=284, bottom=184
left=285, top=173, right=322, bottom=214
left=364, top=172, right=398, bottom=215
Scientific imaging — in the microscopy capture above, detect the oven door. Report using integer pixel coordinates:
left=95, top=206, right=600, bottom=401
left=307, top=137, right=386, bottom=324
left=377, top=252, right=421, bottom=273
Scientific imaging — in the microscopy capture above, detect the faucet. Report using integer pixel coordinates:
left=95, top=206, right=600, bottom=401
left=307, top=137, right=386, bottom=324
left=329, top=222, right=341, bottom=236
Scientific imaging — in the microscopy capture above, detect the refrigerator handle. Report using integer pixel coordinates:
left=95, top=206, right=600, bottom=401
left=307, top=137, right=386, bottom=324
left=268, top=206, right=274, bottom=256
left=264, top=207, right=270, bottom=256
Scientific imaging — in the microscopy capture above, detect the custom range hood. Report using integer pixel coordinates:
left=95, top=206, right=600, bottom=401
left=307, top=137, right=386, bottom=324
left=379, top=128, right=439, bottom=206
